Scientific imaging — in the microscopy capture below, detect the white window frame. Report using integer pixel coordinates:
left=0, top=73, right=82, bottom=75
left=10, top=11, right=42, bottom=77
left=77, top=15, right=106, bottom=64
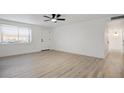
left=0, top=24, right=32, bottom=44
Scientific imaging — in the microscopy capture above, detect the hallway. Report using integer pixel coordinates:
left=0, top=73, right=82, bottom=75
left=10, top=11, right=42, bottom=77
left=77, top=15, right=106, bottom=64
left=103, top=51, right=124, bottom=77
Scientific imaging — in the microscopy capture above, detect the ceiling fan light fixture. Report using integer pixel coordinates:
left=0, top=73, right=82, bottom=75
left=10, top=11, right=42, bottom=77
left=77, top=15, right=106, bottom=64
left=44, top=14, right=65, bottom=23
left=51, top=19, right=57, bottom=22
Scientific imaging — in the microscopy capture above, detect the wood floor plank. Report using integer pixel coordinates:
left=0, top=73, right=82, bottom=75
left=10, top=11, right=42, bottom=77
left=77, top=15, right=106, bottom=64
left=0, top=50, right=123, bottom=78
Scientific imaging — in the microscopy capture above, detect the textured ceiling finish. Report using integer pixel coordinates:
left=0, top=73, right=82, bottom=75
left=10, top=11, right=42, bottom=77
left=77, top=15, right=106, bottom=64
left=0, top=14, right=119, bottom=27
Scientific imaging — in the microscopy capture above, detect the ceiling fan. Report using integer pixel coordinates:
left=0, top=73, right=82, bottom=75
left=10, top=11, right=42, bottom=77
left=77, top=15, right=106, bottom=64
left=43, top=14, right=66, bottom=23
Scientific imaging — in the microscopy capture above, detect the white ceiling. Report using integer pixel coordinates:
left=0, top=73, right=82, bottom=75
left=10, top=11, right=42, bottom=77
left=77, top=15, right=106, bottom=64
left=0, top=14, right=119, bottom=27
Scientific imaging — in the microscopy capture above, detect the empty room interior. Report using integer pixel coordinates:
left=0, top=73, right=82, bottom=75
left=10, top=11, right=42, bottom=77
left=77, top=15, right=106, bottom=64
left=0, top=14, right=124, bottom=78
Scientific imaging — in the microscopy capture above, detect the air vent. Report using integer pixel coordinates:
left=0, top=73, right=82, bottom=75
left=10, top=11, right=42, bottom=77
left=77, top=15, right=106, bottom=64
left=111, top=15, right=124, bottom=20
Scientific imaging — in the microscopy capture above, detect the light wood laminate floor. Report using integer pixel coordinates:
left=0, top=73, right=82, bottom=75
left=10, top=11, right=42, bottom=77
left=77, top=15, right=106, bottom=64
left=0, top=50, right=123, bottom=78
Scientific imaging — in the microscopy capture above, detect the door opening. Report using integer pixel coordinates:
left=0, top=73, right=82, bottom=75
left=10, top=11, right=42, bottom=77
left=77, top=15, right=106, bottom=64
left=108, top=19, right=124, bottom=54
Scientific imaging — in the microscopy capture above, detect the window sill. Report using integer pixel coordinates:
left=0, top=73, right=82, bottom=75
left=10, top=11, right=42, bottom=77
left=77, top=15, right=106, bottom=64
left=0, top=42, right=32, bottom=45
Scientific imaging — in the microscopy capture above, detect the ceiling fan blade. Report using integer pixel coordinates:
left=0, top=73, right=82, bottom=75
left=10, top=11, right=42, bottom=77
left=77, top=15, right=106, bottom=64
left=44, top=20, right=50, bottom=21
left=57, top=14, right=61, bottom=18
left=52, top=14, right=56, bottom=18
left=57, top=18, right=65, bottom=21
left=43, top=16, right=51, bottom=19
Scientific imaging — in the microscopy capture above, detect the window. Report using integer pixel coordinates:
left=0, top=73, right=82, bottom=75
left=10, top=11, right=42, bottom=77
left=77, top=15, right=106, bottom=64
left=0, top=24, right=32, bottom=44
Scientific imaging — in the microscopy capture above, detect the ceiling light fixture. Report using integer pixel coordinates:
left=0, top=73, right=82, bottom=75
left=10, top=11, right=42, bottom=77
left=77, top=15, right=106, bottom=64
left=44, top=14, right=65, bottom=23
left=51, top=19, right=57, bottom=22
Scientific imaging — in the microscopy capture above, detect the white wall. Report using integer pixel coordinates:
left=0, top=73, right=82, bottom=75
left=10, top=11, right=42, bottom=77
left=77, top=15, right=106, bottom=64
left=104, top=21, right=109, bottom=57
left=0, top=19, right=51, bottom=57
left=52, top=18, right=109, bottom=58
left=0, top=18, right=109, bottom=58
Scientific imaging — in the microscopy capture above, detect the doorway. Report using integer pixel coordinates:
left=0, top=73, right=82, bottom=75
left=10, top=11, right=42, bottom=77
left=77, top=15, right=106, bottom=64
left=41, top=30, right=51, bottom=50
left=108, top=19, right=124, bottom=53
